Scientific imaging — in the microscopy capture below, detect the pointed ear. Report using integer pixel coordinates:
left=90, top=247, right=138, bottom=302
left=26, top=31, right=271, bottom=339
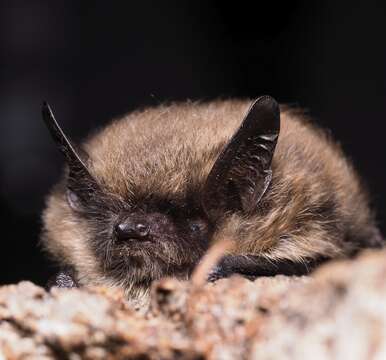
left=41, top=102, right=97, bottom=193
left=202, top=96, right=280, bottom=220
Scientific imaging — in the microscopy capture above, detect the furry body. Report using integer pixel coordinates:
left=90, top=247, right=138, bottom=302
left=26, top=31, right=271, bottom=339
left=42, top=98, right=383, bottom=300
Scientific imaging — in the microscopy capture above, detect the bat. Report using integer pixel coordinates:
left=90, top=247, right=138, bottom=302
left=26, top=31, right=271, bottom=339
left=41, top=96, right=384, bottom=302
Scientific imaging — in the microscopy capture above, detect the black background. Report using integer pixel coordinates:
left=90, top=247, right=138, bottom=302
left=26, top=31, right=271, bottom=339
left=0, top=1, right=385, bottom=286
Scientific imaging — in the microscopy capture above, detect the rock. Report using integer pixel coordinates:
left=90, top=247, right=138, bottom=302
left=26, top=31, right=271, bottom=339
left=251, top=251, right=386, bottom=360
left=1, top=250, right=386, bottom=359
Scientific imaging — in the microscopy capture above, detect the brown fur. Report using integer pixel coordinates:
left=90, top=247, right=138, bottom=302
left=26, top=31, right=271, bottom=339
left=42, top=99, right=381, bottom=302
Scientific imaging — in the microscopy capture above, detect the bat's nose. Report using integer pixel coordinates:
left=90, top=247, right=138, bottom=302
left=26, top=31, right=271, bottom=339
left=114, top=218, right=150, bottom=241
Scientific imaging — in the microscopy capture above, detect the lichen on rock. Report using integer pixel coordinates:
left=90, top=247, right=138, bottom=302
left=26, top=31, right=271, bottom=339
left=1, top=249, right=386, bottom=359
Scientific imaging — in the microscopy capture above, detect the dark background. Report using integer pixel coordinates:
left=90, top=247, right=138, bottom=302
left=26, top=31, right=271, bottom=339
left=0, top=1, right=385, bottom=286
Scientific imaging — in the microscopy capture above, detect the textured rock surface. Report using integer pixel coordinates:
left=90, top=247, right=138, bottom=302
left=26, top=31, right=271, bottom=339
left=1, top=250, right=386, bottom=359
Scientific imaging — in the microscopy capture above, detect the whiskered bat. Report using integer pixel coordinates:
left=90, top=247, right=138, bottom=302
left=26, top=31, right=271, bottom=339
left=41, top=96, right=383, bottom=301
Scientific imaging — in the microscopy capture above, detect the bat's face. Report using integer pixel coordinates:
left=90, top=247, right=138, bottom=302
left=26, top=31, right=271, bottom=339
left=64, top=183, right=212, bottom=286
left=42, top=97, right=279, bottom=290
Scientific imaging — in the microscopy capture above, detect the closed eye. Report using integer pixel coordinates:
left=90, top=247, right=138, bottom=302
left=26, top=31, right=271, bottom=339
left=188, top=219, right=208, bottom=233
left=66, top=188, right=83, bottom=211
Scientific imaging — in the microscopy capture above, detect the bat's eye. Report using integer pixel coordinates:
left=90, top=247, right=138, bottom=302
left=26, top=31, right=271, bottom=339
left=190, top=223, right=200, bottom=232
left=189, top=219, right=208, bottom=233
left=66, top=189, right=82, bottom=211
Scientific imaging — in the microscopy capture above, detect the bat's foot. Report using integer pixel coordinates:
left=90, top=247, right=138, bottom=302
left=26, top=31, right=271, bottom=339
left=207, top=255, right=259, bottom=282
left=207, top=264, right=257, bottom=282
left=46, top=268, right=78, bottom=290
left=207, top=265, right=226, bottom=282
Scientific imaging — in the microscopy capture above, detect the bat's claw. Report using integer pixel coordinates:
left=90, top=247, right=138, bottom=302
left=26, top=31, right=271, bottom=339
left=46, top=269, right=78, bottom=290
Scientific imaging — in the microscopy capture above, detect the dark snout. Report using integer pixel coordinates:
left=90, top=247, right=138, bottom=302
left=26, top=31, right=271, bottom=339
left=114, top=215, right=150, bottom=241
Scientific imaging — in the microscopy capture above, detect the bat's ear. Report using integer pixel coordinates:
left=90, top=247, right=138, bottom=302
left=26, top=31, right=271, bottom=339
left=41, top=102, right=96, bottom=190
left=202, top=96, right=280, bottom=221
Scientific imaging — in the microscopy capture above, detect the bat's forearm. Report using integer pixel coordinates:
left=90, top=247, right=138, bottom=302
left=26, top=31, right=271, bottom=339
left=208, top=255, right=325, bottom=282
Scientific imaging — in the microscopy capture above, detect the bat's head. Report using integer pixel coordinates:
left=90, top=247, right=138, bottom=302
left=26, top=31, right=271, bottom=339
left=41, top=97, right=280, bottom=294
